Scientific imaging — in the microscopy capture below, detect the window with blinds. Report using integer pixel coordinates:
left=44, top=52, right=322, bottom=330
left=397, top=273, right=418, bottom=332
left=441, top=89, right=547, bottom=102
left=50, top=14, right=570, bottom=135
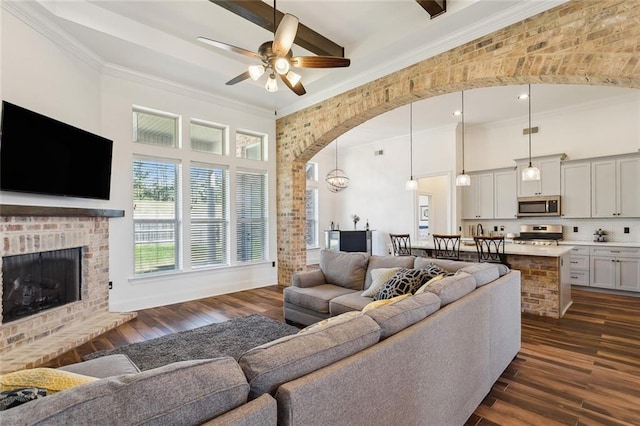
left=236, top=131, right=264, bottom=160
left=133, top=159, right=180, bottom=274
left=191, top=120, right=225, bottom=155
left=190, top=164, right=229, bottom=267
left=236, top=170, right=268, bottom=262
left=306, top=163, right=319, bottom=249
left=133, top=109, right=178, bottom=148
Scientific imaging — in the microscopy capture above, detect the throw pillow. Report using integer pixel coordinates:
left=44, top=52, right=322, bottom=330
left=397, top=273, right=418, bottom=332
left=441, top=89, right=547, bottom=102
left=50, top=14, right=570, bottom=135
left=0, top=387, right=47, bottom=411
left=0, top=368, right=97, bottom=394
left=373, top=268, right=428, bottom=301
left=362, top=294, right=411, bottom=313
left=414, top=274, right=445, bottom=294
left=421, top=262, right=449, bottom=280
left=362, top=267, right=401, bottom=297
left=297, top=311, right=363, bottom=334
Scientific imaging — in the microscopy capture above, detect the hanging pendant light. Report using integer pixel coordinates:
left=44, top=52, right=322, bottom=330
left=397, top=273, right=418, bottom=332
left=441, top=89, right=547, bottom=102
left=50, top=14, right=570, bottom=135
left=326, top=138, right=350, bottom=192
left=455, top=90, right=471, bottom=186
left=522, top=83, right=541, bottom=181
left=405, top=103, right=418, bottom=191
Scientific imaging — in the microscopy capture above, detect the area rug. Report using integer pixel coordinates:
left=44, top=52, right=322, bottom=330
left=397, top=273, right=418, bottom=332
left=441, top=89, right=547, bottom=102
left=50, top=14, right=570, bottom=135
left=83, top=314, right=299, bottom=371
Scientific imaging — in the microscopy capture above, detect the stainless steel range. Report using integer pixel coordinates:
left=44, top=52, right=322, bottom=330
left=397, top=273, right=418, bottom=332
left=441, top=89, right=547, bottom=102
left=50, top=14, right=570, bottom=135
left=513, top=224, right=563, bottom=246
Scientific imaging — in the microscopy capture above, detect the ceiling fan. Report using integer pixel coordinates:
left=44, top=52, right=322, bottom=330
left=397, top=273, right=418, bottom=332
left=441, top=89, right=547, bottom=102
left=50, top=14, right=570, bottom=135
left=197, top=3, right=350, bottom=96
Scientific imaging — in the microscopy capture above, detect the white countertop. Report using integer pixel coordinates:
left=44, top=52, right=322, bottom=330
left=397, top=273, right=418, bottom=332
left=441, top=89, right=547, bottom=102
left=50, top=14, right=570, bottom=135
left=414, top=241, right=573, bottom=257
left=558, top=241, right=640, bottom=248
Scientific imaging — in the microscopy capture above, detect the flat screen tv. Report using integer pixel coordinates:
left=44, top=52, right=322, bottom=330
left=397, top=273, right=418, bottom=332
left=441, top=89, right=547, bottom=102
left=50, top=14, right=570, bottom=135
left=0, top=101, right=113, bottom=200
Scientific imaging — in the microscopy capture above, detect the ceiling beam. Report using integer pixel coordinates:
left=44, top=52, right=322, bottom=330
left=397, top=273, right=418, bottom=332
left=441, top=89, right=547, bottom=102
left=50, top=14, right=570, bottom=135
left=209, top=0, right=345, bottom=57
left=416, top=0, right=447, bottom=19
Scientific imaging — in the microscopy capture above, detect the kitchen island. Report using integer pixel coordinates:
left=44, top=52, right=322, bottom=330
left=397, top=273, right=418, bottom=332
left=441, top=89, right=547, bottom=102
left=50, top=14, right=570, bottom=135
left=413, top=240, right=573, bottom=319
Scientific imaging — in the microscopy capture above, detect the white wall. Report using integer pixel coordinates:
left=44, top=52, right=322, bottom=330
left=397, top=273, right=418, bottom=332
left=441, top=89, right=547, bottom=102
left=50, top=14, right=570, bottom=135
left=417, top=175, right=449, bottom=239
left=2, top=8, right=277, bottom=312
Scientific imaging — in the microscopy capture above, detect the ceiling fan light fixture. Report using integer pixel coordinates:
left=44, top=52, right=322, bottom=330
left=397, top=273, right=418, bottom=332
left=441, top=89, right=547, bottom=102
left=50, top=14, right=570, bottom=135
left=274, top=57, right=290, bottom=74
left=265, top=73, right=278, bottom=92
left=286, top=70, right=302, bottom=86
left=248, top=64, right=265, bottom=80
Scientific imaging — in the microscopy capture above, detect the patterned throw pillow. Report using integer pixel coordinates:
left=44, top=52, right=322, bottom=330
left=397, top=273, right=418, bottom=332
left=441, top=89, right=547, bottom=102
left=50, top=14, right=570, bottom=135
left=362, top=267, right=401, bottom=297
left=374, top=269, right=428, bottom=301
left=0, top=387, right=47, bottom=411
left=422, top=262, right=449, bottom=280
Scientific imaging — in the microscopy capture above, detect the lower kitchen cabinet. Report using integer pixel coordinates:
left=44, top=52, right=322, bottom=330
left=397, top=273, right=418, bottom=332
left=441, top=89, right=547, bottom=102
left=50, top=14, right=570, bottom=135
left=590, top=246, right=640, bottom=291
left=569, top=246, right=590, bottom=286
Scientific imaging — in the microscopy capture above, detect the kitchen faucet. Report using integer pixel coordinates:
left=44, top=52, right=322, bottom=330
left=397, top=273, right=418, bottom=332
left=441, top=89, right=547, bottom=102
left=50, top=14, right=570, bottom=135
left=476, top=223, right=484, bottom=237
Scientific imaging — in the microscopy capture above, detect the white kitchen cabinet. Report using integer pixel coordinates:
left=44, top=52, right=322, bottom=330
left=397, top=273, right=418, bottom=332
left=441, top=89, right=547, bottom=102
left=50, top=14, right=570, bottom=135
left=591, top=156, right=640, bottom=218
left=568, top=246, right=590, bottom=286
left=590, top=246, right=640, bottom=291
left=461, top=173, right=494, bottom=219
left=494, top=169, right=517, bottom=219
left=561, top=161, right=591, bottom=218
left=516, top=156, right=563, bottom=197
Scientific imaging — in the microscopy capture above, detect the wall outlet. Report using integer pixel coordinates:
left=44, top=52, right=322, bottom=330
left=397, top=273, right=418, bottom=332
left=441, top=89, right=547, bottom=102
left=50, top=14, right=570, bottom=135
left=573, top=226, right=578, bottom=233
left=493, top=226, right=498, bottom=232
left=272, top=261, right=276, bottom=267
left=624, top=227, right=630, bottom=234
left=108, top=281, right=113, bottom=289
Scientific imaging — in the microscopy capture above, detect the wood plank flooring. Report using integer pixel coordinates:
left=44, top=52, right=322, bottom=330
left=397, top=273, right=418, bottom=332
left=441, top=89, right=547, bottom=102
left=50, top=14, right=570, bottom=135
left=43, top=287, right=640, bottom=425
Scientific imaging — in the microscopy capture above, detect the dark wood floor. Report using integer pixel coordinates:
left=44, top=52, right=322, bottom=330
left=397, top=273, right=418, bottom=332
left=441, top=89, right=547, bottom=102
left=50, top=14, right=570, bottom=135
left=44, top=287, right=640, bottom=425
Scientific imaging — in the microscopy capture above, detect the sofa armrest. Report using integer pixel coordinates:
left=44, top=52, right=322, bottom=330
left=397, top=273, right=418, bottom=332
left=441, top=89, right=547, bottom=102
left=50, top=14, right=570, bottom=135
left=292, top=269, right=327, bottom=288
left=201, top=393, right=276, bottom=426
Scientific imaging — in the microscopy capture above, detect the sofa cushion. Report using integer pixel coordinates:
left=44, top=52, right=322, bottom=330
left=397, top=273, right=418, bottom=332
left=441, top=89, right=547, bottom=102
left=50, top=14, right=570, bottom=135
left=362, top=267, right=401, bottom=297
left=298, top=311, right=363, bottom=334
left=329, top=292, right=373, bottom=316
left=361, top=294, right=411, bottom=313
left=0, top=358, right=250, bottom=425
left=284, top=284, right=356, bottom=314
left=414, top=257, right=475, bottom=272
left=58, top=354, right=140, bottom=378
left=364, top=256, right=415, bottom=289
left=373, top=269, right=428, bottom=301
left=364, top=292, right=441, bottom=339
left=239, top=314, right=381, bottom=399
left=458, top=263, right=500, bottom=287
left=320, top=249, right=369, bottom=290
left=422, top=271, right=477, bottom=306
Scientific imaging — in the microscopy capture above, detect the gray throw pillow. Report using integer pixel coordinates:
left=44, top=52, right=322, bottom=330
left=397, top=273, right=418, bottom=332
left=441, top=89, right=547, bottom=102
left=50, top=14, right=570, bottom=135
left=374, top=269, right=428, bottom=301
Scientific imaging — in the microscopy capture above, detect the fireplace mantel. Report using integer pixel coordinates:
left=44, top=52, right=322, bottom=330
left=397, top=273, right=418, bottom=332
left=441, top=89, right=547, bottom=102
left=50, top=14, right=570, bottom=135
left=0, top=204, right=125, bottom=218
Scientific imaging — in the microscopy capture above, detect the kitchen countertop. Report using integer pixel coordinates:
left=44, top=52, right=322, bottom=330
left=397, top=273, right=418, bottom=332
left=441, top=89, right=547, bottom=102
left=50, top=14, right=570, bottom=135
left=413, top=241, right=573, bottom=257
left=558, top=241, right=640, bottom=248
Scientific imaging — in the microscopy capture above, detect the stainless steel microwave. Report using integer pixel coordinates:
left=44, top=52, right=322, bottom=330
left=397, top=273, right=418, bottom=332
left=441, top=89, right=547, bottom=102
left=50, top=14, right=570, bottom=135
left=517, top=195, right=561, bottom=217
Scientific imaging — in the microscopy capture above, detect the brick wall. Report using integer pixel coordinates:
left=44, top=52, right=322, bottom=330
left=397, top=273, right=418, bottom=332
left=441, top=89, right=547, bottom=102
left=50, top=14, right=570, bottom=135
left=275, top=0, right=640, bottom=285
left=0, top=216, right=110, bottom=356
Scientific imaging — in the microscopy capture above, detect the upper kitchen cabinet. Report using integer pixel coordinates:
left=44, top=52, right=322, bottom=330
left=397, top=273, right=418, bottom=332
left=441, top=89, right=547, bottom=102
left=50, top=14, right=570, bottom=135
left=461, top=172, right=494, bottom=219
left=494, top=169, right=518, bottom=219
left=591, top=155, right=640, bottom=218
left=561, top=161, right=591, bottom=218
left=516, top=154, right=566, bottom=197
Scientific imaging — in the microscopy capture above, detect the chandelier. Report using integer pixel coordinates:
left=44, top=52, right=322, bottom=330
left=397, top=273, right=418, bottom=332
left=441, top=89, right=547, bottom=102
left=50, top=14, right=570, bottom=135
left=326, top=138, right=349, bottom=192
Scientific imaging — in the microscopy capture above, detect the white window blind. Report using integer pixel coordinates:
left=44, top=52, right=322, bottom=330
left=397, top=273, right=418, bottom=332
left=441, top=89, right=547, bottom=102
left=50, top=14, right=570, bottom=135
left=133, top=110, right=178, bottom=148
left=133, top=159, right=180, bottom=274
left=305, top=163, right=319, bottom=248
left=236, top=170, right=268, bottom=262
left=191, top=120, right=225, bottom=155
left=190, top=164, right=229, bottom=267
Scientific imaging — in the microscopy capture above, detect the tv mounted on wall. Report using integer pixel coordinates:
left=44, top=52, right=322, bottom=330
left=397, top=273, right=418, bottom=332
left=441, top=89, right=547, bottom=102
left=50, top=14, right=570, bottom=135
left=0, top=101, right=113, bottom=200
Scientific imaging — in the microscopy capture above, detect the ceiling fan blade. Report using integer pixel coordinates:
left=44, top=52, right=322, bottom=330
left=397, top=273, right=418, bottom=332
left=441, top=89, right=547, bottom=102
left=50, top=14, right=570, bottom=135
left=291, top=56, right=351, bottom=68
left=197, top=36, right=263, bottom=60
left=226, top=71, right=251, bottom=86
left=280, top=73, right=306, bottom=96
left=272, top=14, right=299, bottom=56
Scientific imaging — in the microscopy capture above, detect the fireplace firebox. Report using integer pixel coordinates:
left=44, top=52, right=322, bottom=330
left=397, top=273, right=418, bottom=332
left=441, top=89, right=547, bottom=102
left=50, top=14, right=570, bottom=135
left=2, top=247, right=82, bottom=324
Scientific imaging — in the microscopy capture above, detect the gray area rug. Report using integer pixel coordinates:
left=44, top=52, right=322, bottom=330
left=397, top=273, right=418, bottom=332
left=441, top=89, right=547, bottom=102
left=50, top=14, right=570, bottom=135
left=83, top=314, right=299, bottom=371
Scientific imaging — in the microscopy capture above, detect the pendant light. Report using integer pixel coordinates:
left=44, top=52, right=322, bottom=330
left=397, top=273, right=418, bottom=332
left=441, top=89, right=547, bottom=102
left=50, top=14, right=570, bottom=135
left=455, top=90, right=471, bottom=186
left=522, top=83, right=541, bottom=181
left=326, top=138, right=350, bottom=192
left=405, top=103, right=418, bottom=191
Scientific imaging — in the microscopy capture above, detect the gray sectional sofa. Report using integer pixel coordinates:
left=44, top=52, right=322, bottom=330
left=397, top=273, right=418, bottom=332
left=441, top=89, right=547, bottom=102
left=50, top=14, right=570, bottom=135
left=2, top=249, right=521, bottom=426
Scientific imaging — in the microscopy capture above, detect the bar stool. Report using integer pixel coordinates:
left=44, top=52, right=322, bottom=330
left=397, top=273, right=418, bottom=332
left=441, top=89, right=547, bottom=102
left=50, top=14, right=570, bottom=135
left=474, top=236, right=510, bottom=268
left=432, top=234, right=461, bottom=260
left=389, top=234, right=412, bottom=256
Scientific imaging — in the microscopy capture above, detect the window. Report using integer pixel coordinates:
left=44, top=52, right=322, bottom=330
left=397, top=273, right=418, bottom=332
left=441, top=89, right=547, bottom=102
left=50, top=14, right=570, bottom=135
left=191, top=120, right=225, bottom=155
left=133, top=109, right=179, bottom=148
left=190, top=164, right=229, bottom=267
left=133, top=159, right=180, bottom=274
left=236, top=170, right=268, bottom=262
left=236, top=131, right=265, bottom=160
left=305, top=163, right=319, bottom=249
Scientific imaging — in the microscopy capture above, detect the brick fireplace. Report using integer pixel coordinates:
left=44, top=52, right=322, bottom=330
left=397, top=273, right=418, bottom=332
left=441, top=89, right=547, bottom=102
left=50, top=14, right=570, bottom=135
left=0, top=205, right=136, bottom=373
